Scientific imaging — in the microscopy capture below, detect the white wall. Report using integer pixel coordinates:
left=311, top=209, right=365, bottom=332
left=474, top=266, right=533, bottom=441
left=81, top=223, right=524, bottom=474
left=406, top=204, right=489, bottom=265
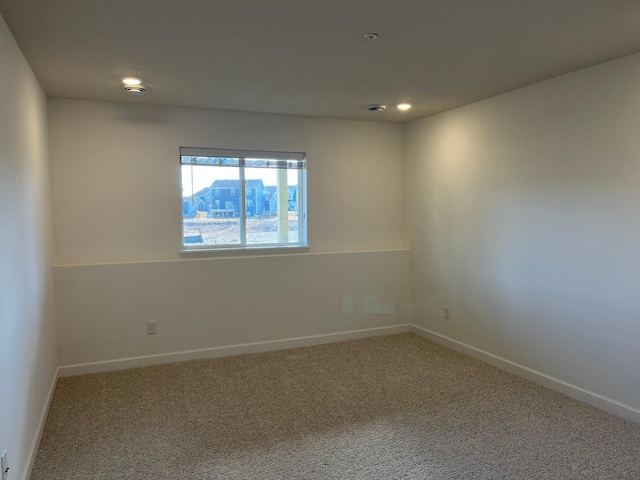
left=405, top=53, right=640, bottom=412
left=55, top=250, right=410, bottom=367
left=0, top=14, right=58, bottom=480
left=48, top=100, right=410, bottom=366
left=48, top=100, right=406, bottom=265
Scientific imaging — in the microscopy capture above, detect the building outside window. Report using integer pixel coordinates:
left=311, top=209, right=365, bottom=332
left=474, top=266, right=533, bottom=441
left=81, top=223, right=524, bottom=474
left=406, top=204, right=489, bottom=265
left=181, top=147, right=307, bottom=249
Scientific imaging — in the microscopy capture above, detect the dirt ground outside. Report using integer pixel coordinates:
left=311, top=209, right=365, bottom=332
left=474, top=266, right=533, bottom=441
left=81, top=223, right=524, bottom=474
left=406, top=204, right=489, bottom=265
left=184, top=212, right=299, bottom=245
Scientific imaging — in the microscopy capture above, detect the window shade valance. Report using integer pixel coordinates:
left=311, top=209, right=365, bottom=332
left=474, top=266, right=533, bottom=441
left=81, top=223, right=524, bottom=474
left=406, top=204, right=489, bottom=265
left=180, top=147, right=306, bottom=169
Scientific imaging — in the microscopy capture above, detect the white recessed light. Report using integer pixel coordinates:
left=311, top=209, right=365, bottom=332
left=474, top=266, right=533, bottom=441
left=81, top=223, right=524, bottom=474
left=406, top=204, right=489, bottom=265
left=122, top=77, right=142, bottom=86
left=397, top=103, right=412, bottom=111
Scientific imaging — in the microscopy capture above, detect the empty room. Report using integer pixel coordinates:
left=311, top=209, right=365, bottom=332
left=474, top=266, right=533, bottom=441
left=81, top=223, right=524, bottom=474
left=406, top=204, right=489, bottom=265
left=1, top=1, right=639, bottom=479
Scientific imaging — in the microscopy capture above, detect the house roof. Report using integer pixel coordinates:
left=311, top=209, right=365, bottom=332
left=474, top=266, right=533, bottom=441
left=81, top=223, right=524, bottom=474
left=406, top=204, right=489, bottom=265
left=192, top=187, right=211, bottom=199
left=211, top=179, right=265, bottom=190
left=265, top=185, right=297, bottom=201
left=264, top=186, right=276, bottom=201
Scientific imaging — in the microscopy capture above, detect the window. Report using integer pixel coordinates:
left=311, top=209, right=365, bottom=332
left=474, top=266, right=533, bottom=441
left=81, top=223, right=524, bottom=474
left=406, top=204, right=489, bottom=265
left=181, top=147, right=307, bottom=250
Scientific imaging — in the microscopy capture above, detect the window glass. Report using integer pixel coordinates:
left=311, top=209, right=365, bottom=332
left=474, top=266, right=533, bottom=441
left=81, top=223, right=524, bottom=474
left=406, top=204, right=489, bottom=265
left=181, top=148, right=306, bottom=250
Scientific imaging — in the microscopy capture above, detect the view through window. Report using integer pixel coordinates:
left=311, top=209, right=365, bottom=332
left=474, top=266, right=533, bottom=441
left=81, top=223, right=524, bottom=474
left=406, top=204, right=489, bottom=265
left=180, top=147, right=307, bottom=249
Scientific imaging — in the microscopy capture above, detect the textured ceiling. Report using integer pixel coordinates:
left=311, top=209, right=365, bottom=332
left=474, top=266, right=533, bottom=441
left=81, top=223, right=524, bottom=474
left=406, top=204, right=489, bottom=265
left=2, top=0, right=640, bottom=122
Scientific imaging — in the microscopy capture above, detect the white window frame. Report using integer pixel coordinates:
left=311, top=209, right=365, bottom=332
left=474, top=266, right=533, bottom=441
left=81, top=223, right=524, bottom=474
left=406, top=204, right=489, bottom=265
left=180, top=147, right=308, bottom=252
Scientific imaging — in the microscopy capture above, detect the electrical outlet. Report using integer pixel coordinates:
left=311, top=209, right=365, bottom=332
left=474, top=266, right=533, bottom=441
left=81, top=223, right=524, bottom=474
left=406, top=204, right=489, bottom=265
left=147, top=320, right=157, bottom=335
left=1, top=449, right=9, bottom=480
left=443, top=306, right=450, bottom=320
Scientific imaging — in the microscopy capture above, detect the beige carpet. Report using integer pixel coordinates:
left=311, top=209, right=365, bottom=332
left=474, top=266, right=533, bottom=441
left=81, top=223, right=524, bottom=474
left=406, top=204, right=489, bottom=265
left=32, top=334, right=640, bottom=479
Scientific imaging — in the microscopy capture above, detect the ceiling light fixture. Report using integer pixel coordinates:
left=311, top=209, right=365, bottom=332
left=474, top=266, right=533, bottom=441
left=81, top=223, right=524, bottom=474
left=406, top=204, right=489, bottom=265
left=397, top=103, right=412, bottom=111
left=121, top=77, right=146, bottom=93
left=121, top=77, right=142, bottom=86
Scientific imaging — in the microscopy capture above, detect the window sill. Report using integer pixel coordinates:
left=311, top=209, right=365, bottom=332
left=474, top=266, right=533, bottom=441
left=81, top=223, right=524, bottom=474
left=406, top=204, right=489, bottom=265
left=180, top=245, right=310, bottom=258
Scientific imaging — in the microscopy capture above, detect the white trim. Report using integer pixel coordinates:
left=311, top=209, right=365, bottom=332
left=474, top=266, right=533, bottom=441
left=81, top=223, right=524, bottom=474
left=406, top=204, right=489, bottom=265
left=410, top=324, right=640, bottom=424
left=45, top=323, right=640, bottom=422
left=179, top=245, right=310, bottom=257
left=22, top=367, right=59, bottom=480
left=59, top=324, right=412, bottom=377
left=54, top=248, right=410, bottom=268
left=179, top=146, right=306, bottom=161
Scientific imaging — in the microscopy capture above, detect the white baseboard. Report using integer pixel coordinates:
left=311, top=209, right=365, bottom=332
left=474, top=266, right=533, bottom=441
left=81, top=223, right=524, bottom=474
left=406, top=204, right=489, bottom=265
left=59, top=324, right=412, bottom=377
left=411, top=324, right=640, bottom=424
left=22, top=367, right=59, bottom=480
left=54, top=323, right=639, bottom=425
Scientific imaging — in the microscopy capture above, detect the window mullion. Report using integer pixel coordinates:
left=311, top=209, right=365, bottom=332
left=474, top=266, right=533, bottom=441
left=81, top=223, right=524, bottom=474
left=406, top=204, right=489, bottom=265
left=298, top=168, right=303, bottom=245
left=277, top=168, right=288, bottom=243
left=239, top=164, right=247, bottom=244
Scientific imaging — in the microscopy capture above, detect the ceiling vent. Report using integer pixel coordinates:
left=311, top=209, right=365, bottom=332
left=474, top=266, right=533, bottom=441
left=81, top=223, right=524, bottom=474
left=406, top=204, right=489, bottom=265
left=367, top=104, right=386, bottom=112
left=124, top=85, right=146, bottom=93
